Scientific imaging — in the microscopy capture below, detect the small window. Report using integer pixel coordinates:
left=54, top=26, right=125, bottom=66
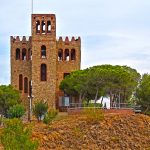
left=16, top=48, right=20, bottom=60
left=36, top=20, right=40, bottom=33
left=47, top=21, right=51, bottom=33
left=62, top=97, right=70, bottom=106
left=41, top=64, right=47, bottom=81
left=59, top=96, right=70, bottom=107
left=71, top=49, right=76, bottom=60
left=42, top=21, right=46, bottom=34
left=64, top=49, right=69, bottom=61
left=19, top=74, right=23, bottom=90
left=24, top=77, right=28, bottom=93
left=41, top=45, right=46, bottom=58
left=22, top=48, right=26, bottom=60
left=28, top=49, right=31, bottom=60
left=58, top=49, right=63, bottom=61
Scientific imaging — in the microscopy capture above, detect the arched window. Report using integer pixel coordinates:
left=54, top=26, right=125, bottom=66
left=16, top=48, right=20, bottom=60
left=22, top=48, right=26, bottom=60
left=41, top=64, right=47, bottom=81
left=36, top=20, right=40, bottom=33
left=24, top=77, right=28, bottom=93
left=42, top=21, right=46, bottom=33
left=28, top=49, right=31, bottom=60
left=19, top=74, right=23, bottom=90
left=58, top=49, right=63, bottom=61
left=47, top=21, right=51, bottom=33
left=71, top=49, right=76, bottom=60
left=41, top=45, right=46, bottom=58
left=64, top=49, right=69, bottom=61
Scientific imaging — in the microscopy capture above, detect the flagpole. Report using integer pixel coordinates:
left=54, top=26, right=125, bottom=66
left=32, top=0, right=33, bottom=14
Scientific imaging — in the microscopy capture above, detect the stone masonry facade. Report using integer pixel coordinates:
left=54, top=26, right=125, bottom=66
left=11, top=14, right=81, bottom=109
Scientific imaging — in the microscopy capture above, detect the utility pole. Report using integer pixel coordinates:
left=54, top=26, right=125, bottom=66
left=28, top=95, right=31, bottom=122
left=31, top=0, right=33, bottom=14
left=28, top=95, right=34, bottom=122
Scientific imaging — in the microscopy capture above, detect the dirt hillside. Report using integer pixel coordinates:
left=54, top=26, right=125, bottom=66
left=32, top=114, right=150, bottom=150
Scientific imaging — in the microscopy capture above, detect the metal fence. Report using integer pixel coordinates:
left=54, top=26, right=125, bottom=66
left=67, top=102, right=141, bottom=112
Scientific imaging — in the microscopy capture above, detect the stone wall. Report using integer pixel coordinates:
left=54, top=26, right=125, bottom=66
left=56, top=36, right=81, bottom=90
left=55, top=36, right=81, bottom=108
left=10, top=36, right=32, bottom=105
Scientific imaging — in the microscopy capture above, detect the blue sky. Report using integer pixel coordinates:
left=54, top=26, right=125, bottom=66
left=1, top=0, right=150, bottom=85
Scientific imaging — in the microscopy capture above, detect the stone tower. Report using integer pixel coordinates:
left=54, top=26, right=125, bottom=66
left=31, top=14, right=57, bottom=108
left=11, top=14, right=81, bottom=109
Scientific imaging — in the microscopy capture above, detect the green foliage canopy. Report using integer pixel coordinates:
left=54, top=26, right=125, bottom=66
left=60, top=69, right=90, bottom=104
left=0, top=85, right=20, bottom=117
left=60, top=65, right=140, bottom=106
left=136, top=73, right=150, bottom=112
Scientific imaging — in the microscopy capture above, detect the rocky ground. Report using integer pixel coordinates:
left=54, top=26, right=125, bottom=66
left=32, top=113, right=150, bottom=150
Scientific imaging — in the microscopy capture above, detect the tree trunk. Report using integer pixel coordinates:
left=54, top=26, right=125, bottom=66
left=100, top=96, right=104, bottom=105
left=144, top=105, right=149, bottom=114
left=87, top=99, right=90, bottom=106
left=94, top=88, right=99, bottom=106
left=79, top=93, right=82, bottom=107
left=110, top=90, right=113, bottom=108
left=123, top=88, right=126, bottom=102
left=82, top=93, right=86, bottom=101
left=118, top=92, right=121, bottom=108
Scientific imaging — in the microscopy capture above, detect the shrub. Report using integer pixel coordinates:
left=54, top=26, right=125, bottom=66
left=43, top=109, right=58, bottom=124
left=86, top=103, right=102, bottom=108
left=0, top=115, right=3, bottom=126
left=33, top=101, right=48, bottom=121
left=145, top=111, right=150, bottom=116
left=0, top=85, right=20, bottom=117
left=83, top=108, right=104, bottom=122
left=0, top=118, right=38, bottom=150
left=7, top=104, right=25, bottom=119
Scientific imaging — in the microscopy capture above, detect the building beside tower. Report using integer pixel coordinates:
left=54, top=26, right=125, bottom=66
left=11, top=14, right=81, bottom=110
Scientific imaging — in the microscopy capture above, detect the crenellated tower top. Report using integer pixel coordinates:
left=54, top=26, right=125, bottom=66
left=57, top=36, right=81, bottom=45
left=11, top=36, right=32, bottom=43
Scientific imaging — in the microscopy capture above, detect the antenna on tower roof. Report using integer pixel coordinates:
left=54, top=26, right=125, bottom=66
left=31, top=0, right=33, bottom=14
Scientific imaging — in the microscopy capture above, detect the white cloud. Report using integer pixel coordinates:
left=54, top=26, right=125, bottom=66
left=81, top=30, right=150, bottom=74
left=1, top=0, right=150, bottom=84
